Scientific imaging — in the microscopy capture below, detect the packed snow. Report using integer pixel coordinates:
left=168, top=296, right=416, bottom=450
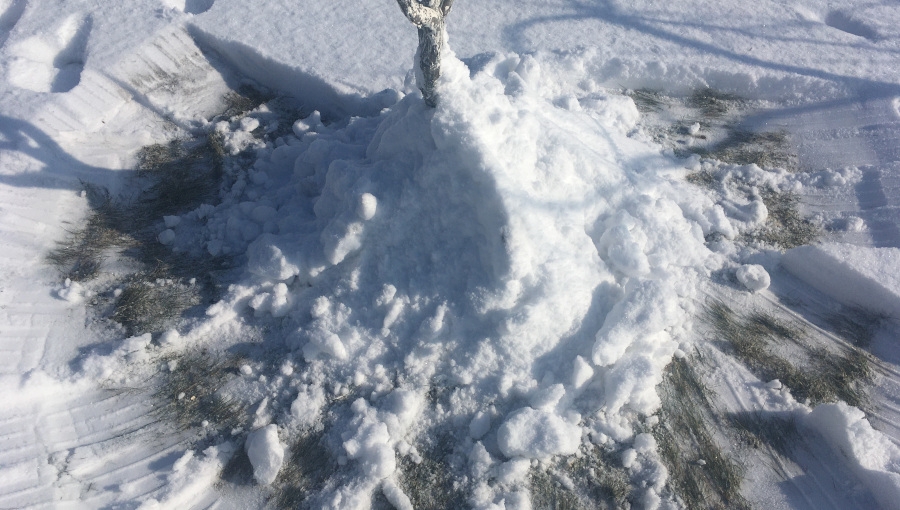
left=2, top=0, right=900, bottom=509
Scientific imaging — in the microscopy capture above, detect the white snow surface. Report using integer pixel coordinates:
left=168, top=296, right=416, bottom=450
left=803, top=403, right=900, bottom=510
left=783, top=243, right=900, bottom=318
left=2, top=0, right=900, bottom=508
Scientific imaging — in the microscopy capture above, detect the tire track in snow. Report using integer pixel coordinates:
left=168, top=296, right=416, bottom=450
left=0, top=21, right=242, bottom=509
left=0, top=386, right=191, bottom=509
left=750, top=96, right=900, bottom=247
left=758, top=287, right=900, bottom=447
left=36, top=24, right=232, bottom=136
left=696, top=286, right=878, bottom=509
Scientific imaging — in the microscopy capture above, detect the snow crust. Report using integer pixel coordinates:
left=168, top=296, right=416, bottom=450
left=783, top=244, right=900, bottom=318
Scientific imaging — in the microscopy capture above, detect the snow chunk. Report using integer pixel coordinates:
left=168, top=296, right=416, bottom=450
left=469, top=411, right=491, bottom=439
left=497, top=407, right=581, bottom=459
left=783, top=243, right=900, bottom=318
left=303, top=331, right=348, bottom=360
left=357, top=193, right=378, bottom=221
left=382, top=480, right=413, bottom=510
left=571, top=356, right=594, bottom=390
left=291, top=385, right=327, bottom=428
left=246, top=234, right=300, bottom=281
left=529, top=383, right=566, bottom=410
left=633, top=432, right=656, bottom=453
left=622, top=448, right=638, bottom=469
left=240, top=116, right=260, bottom=132
left=342, top=399, right=396, bottom=479
left=321, top=221, right=365, bottom=265
left=736, top=264, right=770, bottom=292
left=158, top=229, right=176, bottom=245
left=245, top=425, right=285, bottom=485
left=592, top=279, right=679, bottom=367
left=56, top=278, right=85, bottom=303
left=496, top=458, right=532, bottom=484
left=164, top=215, right=181, bottom=228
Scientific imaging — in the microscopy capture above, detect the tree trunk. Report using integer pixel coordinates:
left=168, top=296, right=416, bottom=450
left=396, top=0, right=453, bottom=107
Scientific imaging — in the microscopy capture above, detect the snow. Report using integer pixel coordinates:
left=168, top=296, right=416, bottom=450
left=783, top=243, right=900, bottom=318
left=2, top=0, right=900, bottom=507
left=245, top=424, right=285, bottom=485
left=804, top=403, right=900, bottom=510
left=497, top=407, right=581, bottom=460
left=736, top=264, right=771, bottom=292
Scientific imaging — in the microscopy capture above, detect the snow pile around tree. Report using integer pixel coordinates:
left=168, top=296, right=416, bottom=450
left=138, top=44, right=747, bottom=507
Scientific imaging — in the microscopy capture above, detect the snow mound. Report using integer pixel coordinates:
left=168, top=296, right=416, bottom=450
left=782, top=243, right=900, bottom=318
left=165, top=45, right=724, bottom=505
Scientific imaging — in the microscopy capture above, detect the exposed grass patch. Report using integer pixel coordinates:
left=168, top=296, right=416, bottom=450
left=529, top=467, right=583, bottom=510
left=154, top=349, right=246, bottom=433
left=743, top=188, right=819, bottom=249
left=271, top=428, right=335, bottom=508
left=221, top=84, right=273, bottom=120
left=48, top=129, right=233, bottom=335
left=688, top=88, right=742, bottom=119
left=711, top=130, right=796, bottom=171
left=397, top=432, right=464, bottom=510
left=654, top=356, right=749, bottom=510
left=626, top=88, right=666, bottom=113
left=727, top=411, right=798, bottom=457
left=529, top=446, right=632, bottom=510
left=135, top=134, right=224, bottom=222
left=111, top=274, right=201, bottom=336
left=704, top=302, right=872, bottom=407
left=685, top=170, right=718, bottom=190
left=47, top=184, right=135, bottom=281
left=826, top=308, right=883, bottom=348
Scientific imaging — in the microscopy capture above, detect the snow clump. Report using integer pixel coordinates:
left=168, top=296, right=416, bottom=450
left=245, top=424, right=285, bottom=485
left=736, top=263, right=771, bottom=291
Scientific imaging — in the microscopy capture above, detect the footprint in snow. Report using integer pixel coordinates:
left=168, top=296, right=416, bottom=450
left=7, top=13, right=92, bottom=93
left=824, top=10, right=880, bottom=41
left=161, top=0, right=215, bottom=15
left=0, top=0, right=27, bottom=49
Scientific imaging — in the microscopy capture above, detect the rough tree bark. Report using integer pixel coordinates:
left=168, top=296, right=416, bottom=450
left=395, top=0, right=454, bottom=107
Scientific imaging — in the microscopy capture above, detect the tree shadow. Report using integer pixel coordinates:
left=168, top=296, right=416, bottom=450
left=502, top=0, right=900, bottom=99
left=0, top=114, right=124, bottom=192
left=725, top=409, right=880, bottom=509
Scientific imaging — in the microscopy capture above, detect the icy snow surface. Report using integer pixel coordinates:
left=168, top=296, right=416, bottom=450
left=2, top=0, right=900, bottom=508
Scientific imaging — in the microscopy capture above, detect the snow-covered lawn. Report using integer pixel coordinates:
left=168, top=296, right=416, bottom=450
left=2, top=0, right=900, bottom=508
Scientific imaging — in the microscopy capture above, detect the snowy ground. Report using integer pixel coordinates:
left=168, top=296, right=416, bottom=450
left=2, top=0, right=900, bottom=509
